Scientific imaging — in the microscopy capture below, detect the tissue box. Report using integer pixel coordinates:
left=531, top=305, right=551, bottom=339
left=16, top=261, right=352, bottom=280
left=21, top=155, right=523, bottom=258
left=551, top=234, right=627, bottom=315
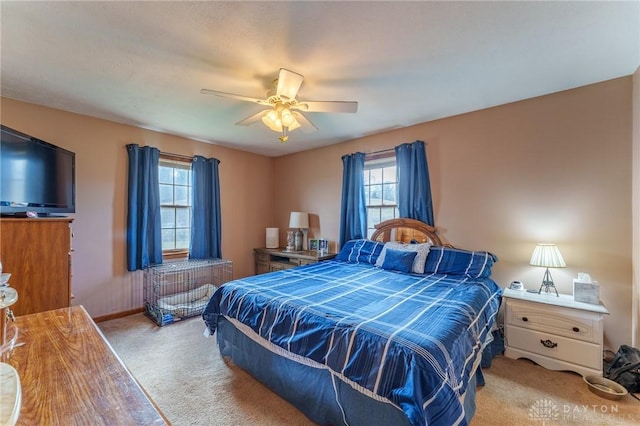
left=573, top=279, right=600, bottom=304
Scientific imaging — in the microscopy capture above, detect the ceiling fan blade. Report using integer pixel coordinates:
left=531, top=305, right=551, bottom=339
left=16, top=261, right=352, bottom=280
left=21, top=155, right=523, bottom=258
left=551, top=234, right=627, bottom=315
left=294, top=100, right=358, bottom=113
left=235, top=109, right=269, bottom=126
left=293, top=111, right=318, bottom=133
left=200, top=89, right=271, bottom=106
left=276, top=68, right=304, bottom=101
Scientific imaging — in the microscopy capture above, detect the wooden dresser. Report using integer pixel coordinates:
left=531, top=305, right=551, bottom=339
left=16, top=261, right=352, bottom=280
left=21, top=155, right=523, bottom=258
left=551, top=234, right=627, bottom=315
left=0, top=218, right=73, bottom=316
left=4, top=306, right=168, bottom=425
left=254, top=247, right=337, bottom=275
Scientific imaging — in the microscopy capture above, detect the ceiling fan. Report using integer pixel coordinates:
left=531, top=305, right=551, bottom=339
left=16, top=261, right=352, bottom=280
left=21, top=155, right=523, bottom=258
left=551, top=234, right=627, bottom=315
left=201, top=68, right=358, bottom=142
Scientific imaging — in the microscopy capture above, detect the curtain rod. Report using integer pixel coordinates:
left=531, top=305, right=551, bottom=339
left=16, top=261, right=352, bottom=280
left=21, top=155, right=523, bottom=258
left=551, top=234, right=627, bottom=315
left=367, top=148, right=395, bottom=154
left=124, top=145, right=194, bottom=161
left=367, top=147, right=395, bottom=155
left=366, top=140, right=426, bottom=156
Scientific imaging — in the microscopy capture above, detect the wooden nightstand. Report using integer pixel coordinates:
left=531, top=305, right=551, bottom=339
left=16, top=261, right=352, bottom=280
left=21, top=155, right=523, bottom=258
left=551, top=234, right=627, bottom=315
left=253, top=248, right=337, bottom=275
left=502, top=288, right=609, bottom=377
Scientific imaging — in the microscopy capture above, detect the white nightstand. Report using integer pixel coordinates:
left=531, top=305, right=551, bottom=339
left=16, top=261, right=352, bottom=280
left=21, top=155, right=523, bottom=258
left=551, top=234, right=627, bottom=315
left=502, top=288, right=609, bottom=377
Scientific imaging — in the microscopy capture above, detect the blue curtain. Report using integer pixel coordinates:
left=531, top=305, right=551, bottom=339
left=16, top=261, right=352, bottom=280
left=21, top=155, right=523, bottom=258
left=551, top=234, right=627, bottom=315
left=395, top=140, right=434, bottom=226
left=339, top=152, right=367, bottom=247
left=126, top=144, right=162, bottom=271
left=190, top=156, right=222, bottom=259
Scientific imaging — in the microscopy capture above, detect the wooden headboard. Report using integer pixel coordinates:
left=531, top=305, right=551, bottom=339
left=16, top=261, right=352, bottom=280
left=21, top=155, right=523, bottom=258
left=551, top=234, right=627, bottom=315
left=370, top=218, right=446, bottom=246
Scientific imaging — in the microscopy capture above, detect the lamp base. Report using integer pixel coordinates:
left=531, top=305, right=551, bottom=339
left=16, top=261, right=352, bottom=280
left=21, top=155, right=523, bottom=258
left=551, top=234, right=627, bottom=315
left=538, top=268, right=559, bottom=297
left=538, top=282, right=559, bottom=297
left=294, top=229, right=303, bottom=251
left=285, top=230, right=295, bottom=252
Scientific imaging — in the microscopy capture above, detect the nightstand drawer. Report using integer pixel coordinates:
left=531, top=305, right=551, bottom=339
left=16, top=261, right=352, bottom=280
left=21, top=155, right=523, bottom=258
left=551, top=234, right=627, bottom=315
left=253, top=248, right=337, bottom=275
left=505, top=299, right=602, bottom=344
left=505, top=325, right=602, bottom=371
left=269, top=262, right=295, bottom=271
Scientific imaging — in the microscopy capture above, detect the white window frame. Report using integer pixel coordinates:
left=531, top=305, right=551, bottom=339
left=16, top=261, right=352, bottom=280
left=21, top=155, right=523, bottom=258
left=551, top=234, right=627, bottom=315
left=364, top=153, right=399, bottom=239
left=159, top=156, right=192, bottom=259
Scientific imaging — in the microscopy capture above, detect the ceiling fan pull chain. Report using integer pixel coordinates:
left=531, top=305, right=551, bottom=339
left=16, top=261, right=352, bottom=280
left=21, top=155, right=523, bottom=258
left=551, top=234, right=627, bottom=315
left=279, top=127, right=289, bottom=143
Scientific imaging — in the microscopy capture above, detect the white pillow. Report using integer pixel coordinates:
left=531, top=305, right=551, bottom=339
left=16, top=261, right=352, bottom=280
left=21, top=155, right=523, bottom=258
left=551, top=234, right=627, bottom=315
left=375, top=242, right=432, bottom=274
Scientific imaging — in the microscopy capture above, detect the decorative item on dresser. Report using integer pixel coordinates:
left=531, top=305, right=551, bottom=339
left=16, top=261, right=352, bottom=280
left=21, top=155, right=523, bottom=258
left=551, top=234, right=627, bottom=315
left=573, top=273, right=600, bottom=304
left=0, top=361, right=21, bottom=426
left=253, top=247, right=336, bottom=275
left=317, top=238, right=329, bottom=254
left=529, top=243, right=566, bottom=297
left=1, top=284, right=18, bottom=356
left=503, top=287, right=609, bottom=377
left=0, top=279, right=19, bottom=426
left=265, top=227, right=279, bottom=249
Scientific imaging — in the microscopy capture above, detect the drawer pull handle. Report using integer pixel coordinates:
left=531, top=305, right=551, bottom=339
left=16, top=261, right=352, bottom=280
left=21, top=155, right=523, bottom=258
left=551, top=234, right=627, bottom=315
left=540, top=339, right=558, bottom=349
left=572, top=327, right=580, bottom=332
left=522, top=317, right=528, bottom=322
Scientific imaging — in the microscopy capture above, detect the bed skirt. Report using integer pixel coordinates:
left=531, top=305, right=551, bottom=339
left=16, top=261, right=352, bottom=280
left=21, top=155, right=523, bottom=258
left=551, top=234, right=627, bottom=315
left=214, top=316, right=478, bottom=426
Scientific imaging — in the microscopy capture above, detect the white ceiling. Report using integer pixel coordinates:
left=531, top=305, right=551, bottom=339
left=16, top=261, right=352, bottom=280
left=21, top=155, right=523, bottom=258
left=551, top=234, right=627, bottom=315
left=1, top=1, right=639, bottom=157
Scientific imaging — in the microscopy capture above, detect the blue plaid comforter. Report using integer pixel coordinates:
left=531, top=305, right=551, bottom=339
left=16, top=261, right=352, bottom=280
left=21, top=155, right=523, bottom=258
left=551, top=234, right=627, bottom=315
left=202, top=260, right=502, bottom=426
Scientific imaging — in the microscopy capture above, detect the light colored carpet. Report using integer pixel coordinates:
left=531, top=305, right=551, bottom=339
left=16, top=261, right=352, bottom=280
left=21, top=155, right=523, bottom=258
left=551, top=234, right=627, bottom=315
left=99, top=314, right=640, bottom=425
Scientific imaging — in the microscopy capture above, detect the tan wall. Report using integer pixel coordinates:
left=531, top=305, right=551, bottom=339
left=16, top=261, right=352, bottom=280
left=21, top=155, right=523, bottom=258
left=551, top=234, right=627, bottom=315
left=633, top=66, right=640, bottom=348
left=0, top=98, right=275, bottom=318
left=1, top=76, right=634, bottom=350
left=274, top=77, right=634, bottom=351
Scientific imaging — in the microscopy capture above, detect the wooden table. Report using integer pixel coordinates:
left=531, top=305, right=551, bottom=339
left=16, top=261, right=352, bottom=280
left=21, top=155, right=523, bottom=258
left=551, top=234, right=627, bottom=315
left=4, top=306, right=169, bottom=425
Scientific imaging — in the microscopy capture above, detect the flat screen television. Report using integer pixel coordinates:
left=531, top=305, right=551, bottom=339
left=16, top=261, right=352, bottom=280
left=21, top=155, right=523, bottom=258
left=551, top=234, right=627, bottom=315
left=0, top=125, right=76, bottom=216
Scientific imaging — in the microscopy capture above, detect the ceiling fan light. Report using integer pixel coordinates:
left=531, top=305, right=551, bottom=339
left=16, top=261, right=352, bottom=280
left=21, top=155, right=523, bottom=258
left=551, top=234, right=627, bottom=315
left=259, top=101, right=303, bottom=135
left=261, top=110, right=282, bottom=132
left=281, top=108, right=296, bottom=127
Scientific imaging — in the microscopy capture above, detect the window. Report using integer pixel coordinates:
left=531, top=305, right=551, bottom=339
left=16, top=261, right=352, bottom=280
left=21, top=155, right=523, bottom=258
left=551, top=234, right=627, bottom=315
left=159, top=158, right=191, bottom=257
left=364, top=153, right=398, bottom=238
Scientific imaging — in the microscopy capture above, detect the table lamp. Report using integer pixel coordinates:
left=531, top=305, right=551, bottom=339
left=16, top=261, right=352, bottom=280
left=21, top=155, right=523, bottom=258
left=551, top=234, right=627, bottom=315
left=530, top=243, right=566, bottom=297
left=289, top=212, right=309, bottom=251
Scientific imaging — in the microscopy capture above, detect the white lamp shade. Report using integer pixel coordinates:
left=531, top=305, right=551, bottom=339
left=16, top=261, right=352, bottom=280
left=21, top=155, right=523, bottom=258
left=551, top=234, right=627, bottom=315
left=289, top=212, right=309, bottom=229
left=530, top=244, right=566, bottom=268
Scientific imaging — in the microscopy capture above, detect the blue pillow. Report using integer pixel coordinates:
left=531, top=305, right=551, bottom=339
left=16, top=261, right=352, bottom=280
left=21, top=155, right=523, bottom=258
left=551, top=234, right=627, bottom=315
left=423, top=246, right=498, bottom=278
left=380, top=249, right=418, bottom=273
left=335, top=239, right=385, bottom=265
left=374, top=242, right=431, bottom=274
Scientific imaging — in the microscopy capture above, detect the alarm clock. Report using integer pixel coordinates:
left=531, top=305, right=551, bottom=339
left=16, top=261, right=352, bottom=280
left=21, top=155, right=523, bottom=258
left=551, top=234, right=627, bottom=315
left=509, top=281, right=524, bottom=291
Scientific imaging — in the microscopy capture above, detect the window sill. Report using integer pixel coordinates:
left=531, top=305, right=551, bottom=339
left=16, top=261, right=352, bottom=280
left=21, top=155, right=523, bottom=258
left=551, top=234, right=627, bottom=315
left=162, top=250, right=188, bottom=261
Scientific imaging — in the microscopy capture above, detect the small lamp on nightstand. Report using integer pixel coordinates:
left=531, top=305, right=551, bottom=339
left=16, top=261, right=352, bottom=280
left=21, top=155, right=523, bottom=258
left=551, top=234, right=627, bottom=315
left=288, top=212, right=309, bottom=251
left=530, top=243, right=566, bottom=297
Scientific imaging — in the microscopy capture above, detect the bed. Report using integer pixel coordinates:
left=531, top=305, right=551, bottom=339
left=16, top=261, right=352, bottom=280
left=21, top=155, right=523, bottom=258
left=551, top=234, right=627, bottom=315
left=202, top=218, right=502, bottom=426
